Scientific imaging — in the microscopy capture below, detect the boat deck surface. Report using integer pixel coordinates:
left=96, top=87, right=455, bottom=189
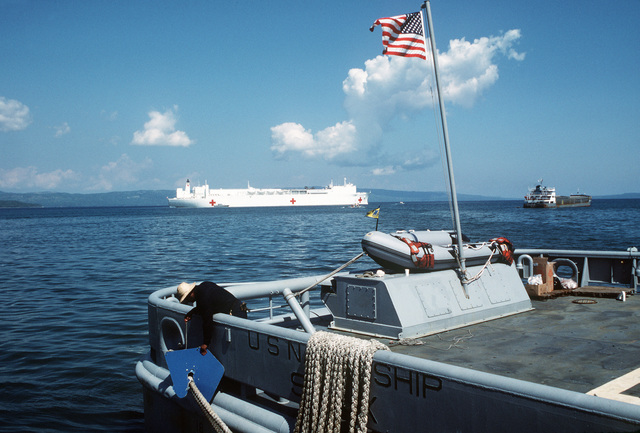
left=380, top=293, right=640, bottom=402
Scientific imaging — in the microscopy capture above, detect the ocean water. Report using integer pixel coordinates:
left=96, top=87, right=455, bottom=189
left=0, top=199, right=638, bottom=432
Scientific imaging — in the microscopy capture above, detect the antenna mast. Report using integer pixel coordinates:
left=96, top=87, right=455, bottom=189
left=421, top=0, right=468, bottom=295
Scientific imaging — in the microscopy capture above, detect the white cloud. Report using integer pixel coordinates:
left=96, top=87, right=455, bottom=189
left=89, top=153, right=153, bottom=190
left=372, top=166, right=397, bottom=176
left=270, top=30, right=524, bottom=165
left=500, top=29, right=526, bottom=61
left=131, top=106, right=192, bottom=147
left=270, top=121, right=357, bottom=160
left=370, top=151, right=439, bottom=176
left=54, top=122, right=70, bottom=137
left=0, top=155, right=154, bottom=192
left=438, top=30, right=525, bottom=107
left=101, top=110, right=119, bottom=121
left=0, top=166, right=77, bottom=190
left=0, top=97, right=32, bottom=132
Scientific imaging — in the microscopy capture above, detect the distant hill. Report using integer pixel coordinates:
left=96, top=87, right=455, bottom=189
left=0, top=190, right=174, bottom=208
left=367, top=189, right=502, bottom=203
left=595, top=192, right=640, bottom=199
left=0, top=200, right=42, bottom=208
left=0, top=189, right=637, bottom=208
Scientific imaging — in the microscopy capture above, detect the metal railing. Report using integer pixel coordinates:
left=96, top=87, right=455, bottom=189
left=514, top=247, right=639, bottom=291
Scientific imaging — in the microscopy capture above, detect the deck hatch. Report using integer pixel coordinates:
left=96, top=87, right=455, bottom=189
left=417, top=284, right=452, bottom=317
left=346, top=284, right=377, bottom=320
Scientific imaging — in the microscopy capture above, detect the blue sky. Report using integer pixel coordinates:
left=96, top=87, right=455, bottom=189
left=1, top=0, right=638, bottom=198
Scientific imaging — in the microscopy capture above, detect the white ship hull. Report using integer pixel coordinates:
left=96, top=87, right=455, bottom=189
left=168, top=178, right=368, bottom=208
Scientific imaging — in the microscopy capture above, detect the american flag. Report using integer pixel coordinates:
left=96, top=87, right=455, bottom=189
left=370, top=12, right=426, bottom=60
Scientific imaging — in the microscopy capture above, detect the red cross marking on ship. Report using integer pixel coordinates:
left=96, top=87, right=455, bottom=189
left=290, top=198, right=296, bottom=205
left=358, top=197, right=363, bottom=203
left=209, top=200, right=216, bottom=206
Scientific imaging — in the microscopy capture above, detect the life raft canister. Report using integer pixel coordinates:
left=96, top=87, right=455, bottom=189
left=398, top=237, right=435, bottom=269
left=490, top=237, right=514, bottom=265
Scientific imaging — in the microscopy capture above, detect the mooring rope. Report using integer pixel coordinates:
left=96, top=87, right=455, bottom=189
left=187, top=376, right=232, bottom=433
left=294, top=331, right=389, bottom=433
left=461, top=242, right=497, bottom=284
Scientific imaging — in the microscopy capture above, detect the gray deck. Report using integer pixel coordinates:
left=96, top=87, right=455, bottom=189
left=386, top=293, right=640, bottom=400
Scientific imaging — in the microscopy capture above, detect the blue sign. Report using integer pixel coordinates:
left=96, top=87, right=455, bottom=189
left=165, top=348, right=225, bottom=401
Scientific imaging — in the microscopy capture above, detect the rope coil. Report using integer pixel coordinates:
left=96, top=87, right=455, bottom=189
left=294, top=331, right=389, bottom=433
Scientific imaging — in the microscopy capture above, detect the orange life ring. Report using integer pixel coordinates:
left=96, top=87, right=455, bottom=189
left=489, top=237, right=514, bottom=265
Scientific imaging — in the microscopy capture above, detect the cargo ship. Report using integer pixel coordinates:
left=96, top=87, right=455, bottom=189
left=168, top=178, right=368, bottom=208
left=524, top=181, right=591, bottom=208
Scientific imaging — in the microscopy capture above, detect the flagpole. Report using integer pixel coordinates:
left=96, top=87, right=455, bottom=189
left=421, top=1, right=468, bottom=295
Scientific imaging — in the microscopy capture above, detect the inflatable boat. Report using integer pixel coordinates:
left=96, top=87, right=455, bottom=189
left=361, top=230, right=513, bottom=272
